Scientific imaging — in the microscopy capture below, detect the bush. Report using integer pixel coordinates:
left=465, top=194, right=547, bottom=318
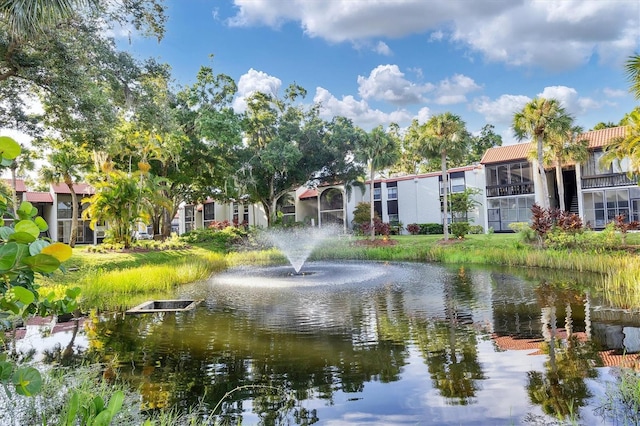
left=509, top=222, right=536, bottom=243
left=407, top=223, right=420, bottom=235
left=469, top=225, right=484, bottom=234
left=450, top=222, right=470, bottom=238
left=419, top=223, right=444, bottom=235
left=360, top=218, right=391, bottom=237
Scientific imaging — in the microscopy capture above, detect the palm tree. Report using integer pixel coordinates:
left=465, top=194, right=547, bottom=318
left=7, top=144, right=37, bottom=215
left=39, top=142, right=90, bottom=247
left=355, top=125, right=400, bottom=241
left=601, top=108, right=640, bottom=175
left=625, top=54, right=640, bottom=100
left=513, top=98, right=573, bottom=210
left=0, top=0, right=90, bottom=40
left=539, top=125, right=588, bottom=212
left=419, top=112, right=468, bottom=241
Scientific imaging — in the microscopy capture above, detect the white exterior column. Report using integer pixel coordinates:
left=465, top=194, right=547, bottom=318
left=576, top=163, right=584, bottom=219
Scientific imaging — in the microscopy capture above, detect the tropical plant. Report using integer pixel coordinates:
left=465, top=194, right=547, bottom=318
left=513, top=98, right=573, bottom=210
left=0, top=136, right=77, bottom=398
left=418, top=112, right=469, bottom=241
left=355, top=125, right=400, bottom=240
left=539, top=125, right=588, bottom=211
left=450, top=187, right=482, bottom=223
left=39, top=141, right=91, bottom=247
left=625, top=53, right=640, bottom=100
left=82, top=169, right=153, bottom=248
left=601, top=108, right=640, bottom=175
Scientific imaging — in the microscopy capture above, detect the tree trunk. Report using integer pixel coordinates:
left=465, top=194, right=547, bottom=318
left=68, top=182, right=78, bottom=247
left=10, top=166, right=18, bottom=216
left=555, top=161, right=565, bottom=211
left=369, top=162, right=375, bottom=241
left=537, top=135, right=550, bottom=209
left=441, top=152, right=449, bottom=241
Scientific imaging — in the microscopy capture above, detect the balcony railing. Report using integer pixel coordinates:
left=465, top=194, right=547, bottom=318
left=581, top=173, right=638, bottom=189
left=486, top=183, right=534, bottom=197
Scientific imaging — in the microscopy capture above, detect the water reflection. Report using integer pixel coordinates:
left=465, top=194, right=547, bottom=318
left=17, top=262, right=640, bottom=424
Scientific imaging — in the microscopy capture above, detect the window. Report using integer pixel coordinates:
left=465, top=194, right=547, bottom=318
left=387, top=186, right=398, bottom=200
left=450, top=177, right=465, bottom=193
left=57, top=201, right=73, bottom=219
left=184, top=205, right=195, bottom=232
left=487, top=195, right=535, bottom=231
left=204, top=203, right=215, bottom=221
left=243, top=205, right=249, bottom=224
left=373, top=187, right=381, bottom=201
left=232, top=203, right=239, bottom=223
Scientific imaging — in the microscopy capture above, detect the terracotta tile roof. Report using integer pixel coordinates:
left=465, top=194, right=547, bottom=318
left=51, top=183, right=94, bottom=195
left=2, top=178, right=27, bottom=192
left=480, top=126, right=630, bottom=165
left=25, top=192, right=53, bottom=203
left=581, top=125, right=628, bottom=149
left=480, top=142, right=532, bottom=165
left=299, top=188, right=318, bottom=199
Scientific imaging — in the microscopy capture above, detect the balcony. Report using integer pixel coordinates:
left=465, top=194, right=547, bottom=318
left=486, top=183, right=534, bottom=197
left=581, top=173, right=638, bottom=189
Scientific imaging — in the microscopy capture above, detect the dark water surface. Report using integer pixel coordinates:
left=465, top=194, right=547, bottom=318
left=26, top=261, right=640, bottom=424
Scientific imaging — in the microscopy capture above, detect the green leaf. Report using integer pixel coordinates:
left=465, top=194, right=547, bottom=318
left=0, top=361, right=13, bottom=381
left=17, top=201, right=34, bottom=217
left=6, top=286, right=35, bottom=306
left=66, top=287, right=81, bottom=299
left=0, top=136, right=21, bottom=161
left=21, top=254, right=60, bottom=273
left=62, top=391, right=80, bottom=426
left=12, top=367, right=42, bottom=396
left=0, top=242, right=18, bottom=271
left=34, top=216, right=48, bottom=232
left=0, top=226, right=14, bottom=241
left=29, top=239, right=49, bottom=256
left=14, top=220, right=40, bottom=238
left=8, top=231, right=36, bottom=244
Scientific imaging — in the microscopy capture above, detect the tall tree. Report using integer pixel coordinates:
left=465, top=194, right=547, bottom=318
left=625, top=53, right=640, bottom=100
left=355, top=125, right=399, bottom=241
left=601, top=108, right=640, bottom=176
left=541, top=125, right=588, bottom=211
left=419, top=112, right=469, bottom=241
left=513, top=98, right=573, bottom=210
left=39, top=141, right=90, bottom=247
left=466, top=124, right=502, bottom=164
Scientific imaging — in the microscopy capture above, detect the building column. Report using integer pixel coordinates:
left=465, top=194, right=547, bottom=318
left=575, top=163, right=584, bottom=219
left=317, top=190, right=321, bottom=227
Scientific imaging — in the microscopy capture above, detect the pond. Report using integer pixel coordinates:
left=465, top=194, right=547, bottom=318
left=17, top=261, right=640, bottom=424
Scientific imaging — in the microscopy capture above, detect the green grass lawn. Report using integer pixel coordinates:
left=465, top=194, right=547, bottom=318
left=38, top=232, right=640, bottom=311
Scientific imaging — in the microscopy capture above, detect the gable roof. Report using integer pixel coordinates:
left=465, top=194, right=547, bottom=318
left=581, top=125, right=627, bottom=149
left=480, top=142, right=532, bottom=165
left=2, top=178, right=27, bottom=192
left=51, top=183, right=94, bottom=195
left=480, top=126, right=630, bottom=165
left=25, top=192, right=53, bottom=203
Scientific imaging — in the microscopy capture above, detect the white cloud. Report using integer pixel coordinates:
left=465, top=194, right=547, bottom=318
left=416, top=107, right=431, bottom=123
left=433, top=74, right=481, bottom=105
left=228, top=0, right=639, bottom=70
left=472, top=94, right=531, bottom=126
left=314, top=87, right=412, bottom=129
left=357, top=64, right=432, bottom=106
left=603, top=87, right=628, bottom=98
left=374, top=41, right=392, bottom=56
left=232, top=68, right=282, bottom=112
left=537, top=86, right=600, bottom=115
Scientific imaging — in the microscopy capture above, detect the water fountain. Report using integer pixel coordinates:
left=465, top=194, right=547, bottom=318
left=263, top=225, right=338, bottom=274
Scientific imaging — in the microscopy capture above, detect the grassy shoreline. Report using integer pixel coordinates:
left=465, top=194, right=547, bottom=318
left=38, top=233, right=640, bottom=311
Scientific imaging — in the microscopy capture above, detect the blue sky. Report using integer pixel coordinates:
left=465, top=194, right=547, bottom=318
left=120, top=0, right=638, bottom=143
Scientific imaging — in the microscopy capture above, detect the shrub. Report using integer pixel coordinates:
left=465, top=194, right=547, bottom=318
left=407, top=223, right=420, bottom=235
left=468, top=225, right=484, bottom=234
left=360, top=218, right=390, bottom=237
left=419, top=223, right=443, bottom=235
left=450, top=222, right=470, bottom=239
left=509, top=222, right=536, bottom=243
